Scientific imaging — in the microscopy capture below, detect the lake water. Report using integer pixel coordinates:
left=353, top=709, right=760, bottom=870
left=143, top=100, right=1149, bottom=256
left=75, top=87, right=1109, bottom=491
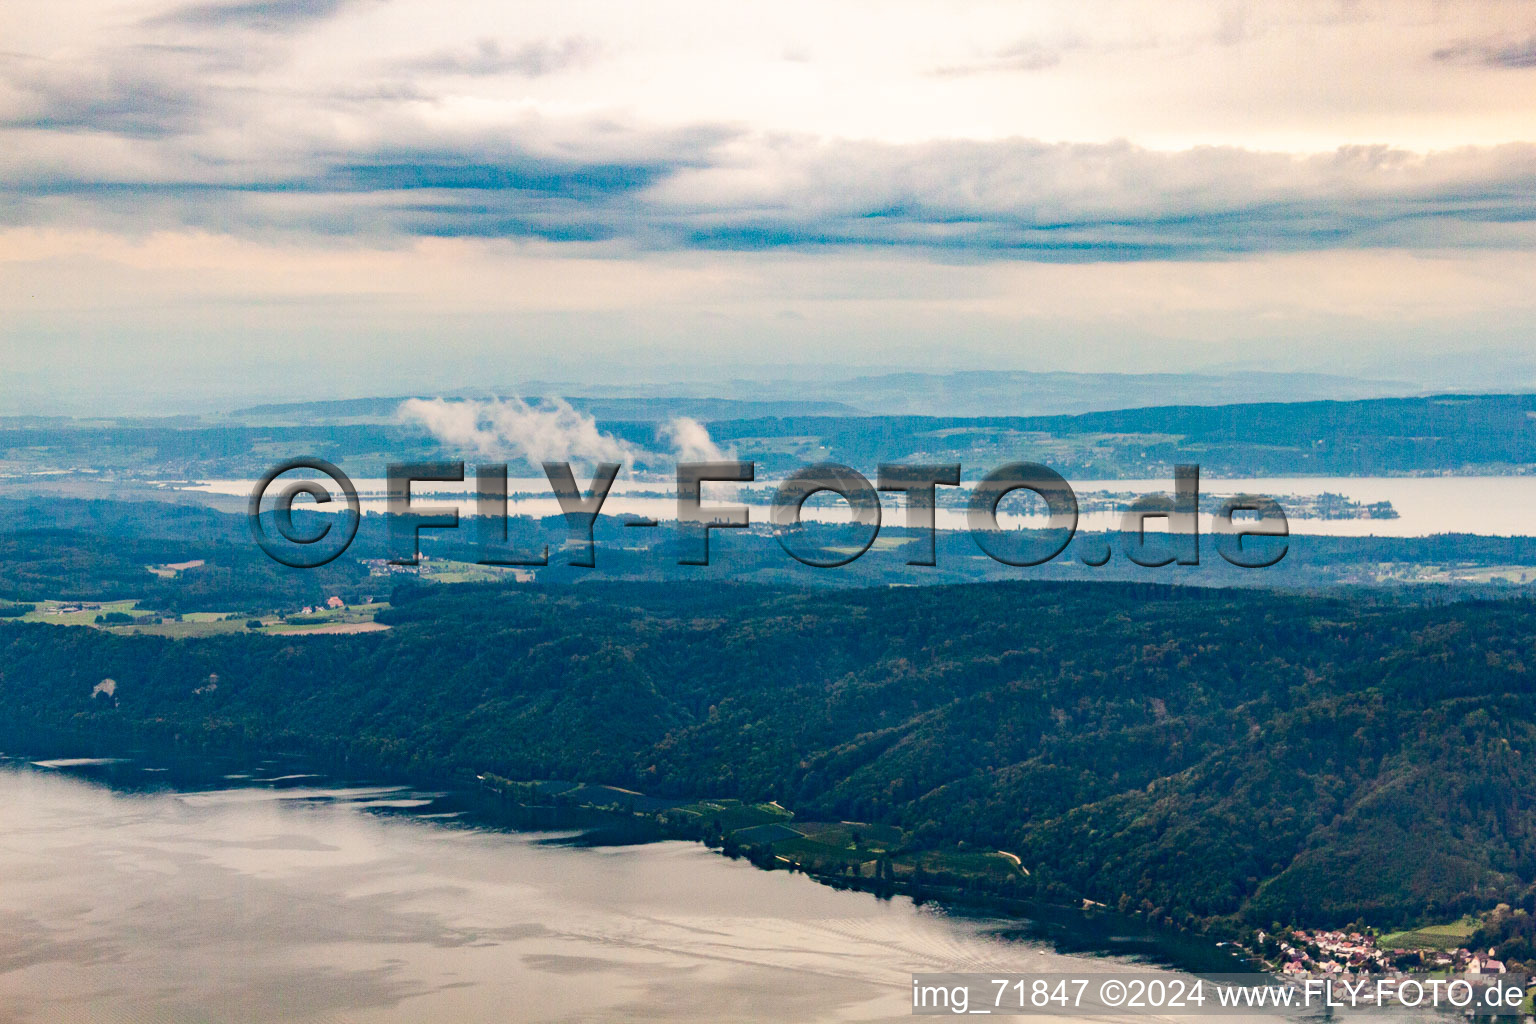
left=0, top=758, right=1117, bottom=1023
left=198, top=475, right=1536, bottom=537
left=0, top=757, right=1461, bottom=1023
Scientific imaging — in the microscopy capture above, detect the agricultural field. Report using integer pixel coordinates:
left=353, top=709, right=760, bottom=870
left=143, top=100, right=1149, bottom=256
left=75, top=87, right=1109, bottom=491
left=263, top=604, right=390, bottom=635
left=669, top=799, right=794, bottom=834
left=17, top=597, right=389, bottom=638
left=20, top=599, right=141, bottom=626
left=1378, top=917, right=1480, bottom=951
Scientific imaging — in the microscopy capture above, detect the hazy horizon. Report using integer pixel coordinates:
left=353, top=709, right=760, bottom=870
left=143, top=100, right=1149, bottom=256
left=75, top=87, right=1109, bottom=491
left=0, top=365, right=1468, bottom=420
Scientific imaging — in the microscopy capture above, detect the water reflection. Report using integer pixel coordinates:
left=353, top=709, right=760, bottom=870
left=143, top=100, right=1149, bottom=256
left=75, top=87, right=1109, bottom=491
left=0, top=756, right=1446, bottom=1022
left=0, top=756, right=1105, bottom=1023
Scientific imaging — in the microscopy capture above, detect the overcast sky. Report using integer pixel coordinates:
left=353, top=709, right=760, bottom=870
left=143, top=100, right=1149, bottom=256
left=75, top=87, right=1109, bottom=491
left=3, top=0, right=1536, bottom=412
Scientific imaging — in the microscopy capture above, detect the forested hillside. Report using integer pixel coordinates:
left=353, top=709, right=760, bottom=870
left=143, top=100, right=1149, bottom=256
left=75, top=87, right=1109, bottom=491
left=3, top=581, right=1534, bottom=931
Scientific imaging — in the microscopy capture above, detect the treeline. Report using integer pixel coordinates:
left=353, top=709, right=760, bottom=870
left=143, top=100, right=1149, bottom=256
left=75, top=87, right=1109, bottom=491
left=1472, top=901, right=1536, bottom=964
left=2, top=579, right=1535, bottom=932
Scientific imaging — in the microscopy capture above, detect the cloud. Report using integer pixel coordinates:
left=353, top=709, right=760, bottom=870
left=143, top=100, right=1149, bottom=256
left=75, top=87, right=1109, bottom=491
left=0, top=55, right=209, bottom=137
left=6, top=133, right=1536, bottom=257
left=646, top=138, right=1536, bottom=258
left=4, top=12, right=1536, bottom=265
left=399, top=397, right=641, bottom=467
left=392, top=37, right=598, bottom=78
left=0, top=112, right=734, bottom=238
left=148, top=0, right=372, bottom=34
left=930, top=39, right=1066, bottom=76
left=1433, top=35, right=1536, bottom=69
left=321, top=154, right=673, bottom=199
left=4, top=0, right=1535, bottom=262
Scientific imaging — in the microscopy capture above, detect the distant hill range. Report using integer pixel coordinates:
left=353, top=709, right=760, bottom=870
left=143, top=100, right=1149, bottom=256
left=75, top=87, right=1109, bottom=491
left=689, top=369, right=1418, bottom=417
left=7, top=390, right=1535, bottom=479
left=229, top=395, right=863, bottom=424
left=228, top=370, right=1415, bottom=423
left=695, top=392, right=1536, bottom=476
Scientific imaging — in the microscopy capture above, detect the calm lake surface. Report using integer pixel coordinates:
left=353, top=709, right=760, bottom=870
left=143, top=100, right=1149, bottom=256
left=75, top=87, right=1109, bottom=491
left=0, top=757, right=1455, bottom=1023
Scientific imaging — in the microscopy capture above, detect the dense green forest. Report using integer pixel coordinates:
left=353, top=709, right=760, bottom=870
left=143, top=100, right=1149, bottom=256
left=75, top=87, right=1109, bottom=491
left=0, top=500, right=370, bottom=611
left=3, top=580, right=1535, bottom=933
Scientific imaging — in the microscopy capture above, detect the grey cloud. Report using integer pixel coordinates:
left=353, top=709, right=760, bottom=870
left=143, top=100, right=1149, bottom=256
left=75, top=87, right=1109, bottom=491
left=0, top=123, right=733, bottom=241
left=148, top=0, right=373, bottom=34
left=1433, top=35, right=1536, bottom=69
left=930, top=39, right=1065, bottom=76
left=126, top=41, right=297, bottom=75
left=324, top=81, right=434, bottom=106
left=643, top=138, right=1536, bottom=258
left=0, top=55, right=208, bottom=137
left=3, top=127, right=1535, bottom=259
left=393, top=37, right=599, bottom=78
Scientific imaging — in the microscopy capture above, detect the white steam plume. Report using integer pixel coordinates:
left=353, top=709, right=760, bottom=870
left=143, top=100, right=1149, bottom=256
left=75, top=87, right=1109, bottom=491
left=399, top=397, right=640, bottom=467
left=400, top=400, right=735, bottom=477
left=658, top=416, right=730, bottom=463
